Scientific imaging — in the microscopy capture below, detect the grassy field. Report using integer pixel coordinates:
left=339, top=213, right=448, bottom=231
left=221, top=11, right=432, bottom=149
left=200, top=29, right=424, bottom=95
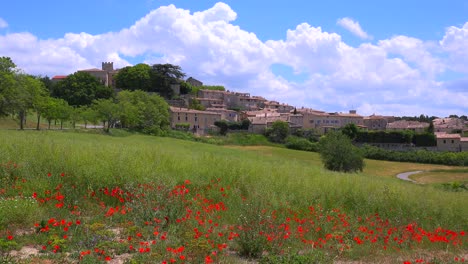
left=0, top=130, right=467, bottom=263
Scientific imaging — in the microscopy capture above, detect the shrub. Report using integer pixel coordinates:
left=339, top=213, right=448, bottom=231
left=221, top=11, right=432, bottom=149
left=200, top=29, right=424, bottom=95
left=318, top=131, right=364, bottom=173
left=285, top=136, right=319, bottom=152
left=214, top=120, right=228, bottom=136
left=265, top=121, right=289, bottom=143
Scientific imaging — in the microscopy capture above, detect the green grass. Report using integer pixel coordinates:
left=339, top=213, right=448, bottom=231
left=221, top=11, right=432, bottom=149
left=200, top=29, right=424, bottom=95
left=1, top=130, right=466, bottom=228
left=0, top=130, right=467, bottom=263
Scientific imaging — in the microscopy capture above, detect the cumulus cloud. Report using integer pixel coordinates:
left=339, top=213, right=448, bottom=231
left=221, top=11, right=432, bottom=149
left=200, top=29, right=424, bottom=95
left=0, top=17, right=7, bottom=28
left=440, top=22, right=468, bottom=73
left=0, top=3, right=466, bottom=116
left=337, top=17, right=371, bottom=40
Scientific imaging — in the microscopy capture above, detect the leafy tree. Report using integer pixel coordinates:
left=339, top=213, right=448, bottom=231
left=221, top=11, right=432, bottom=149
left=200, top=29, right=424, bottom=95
left=265, top=121, right=289, bottom=143
left=214, top=120, right=229, bottom=135
left=150, top=64, right=186, bottom=98
left=116, top=90, right=170, bottom=134
left=52, top=71, right=113, bottom=106
left=180, top=81, right=193, bottom=94
left=241, top=119, right=251, bottom=130
left=92, top=99, right=120, bottom=132
left=42, top=98, right=69, bottom=129
left=427, top=121, right=434, bottom=134
left=341, top=123, right=359, bottom=140
left=318, top=131, right=364, bottom=173
left=0, top=57, right=16, bottom=73
left=189, top=98, right=205, bottom=110
left=1, top=74, right=48, bottom=129
left=114, top=64, right=152, bottom=91
left=79, top=106, right=99, bottom=129
left=38, top=76, right=54, bottom=94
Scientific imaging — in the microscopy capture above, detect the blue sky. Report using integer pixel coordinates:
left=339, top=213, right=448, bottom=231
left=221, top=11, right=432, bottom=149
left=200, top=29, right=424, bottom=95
left=1, top=0, right=467, bottom=116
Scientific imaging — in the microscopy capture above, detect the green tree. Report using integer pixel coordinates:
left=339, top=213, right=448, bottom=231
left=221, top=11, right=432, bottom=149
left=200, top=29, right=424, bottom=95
left=79, top=106, right=99, bottom=129
left=265, top=120, right=290, bottom=143
left=52, top=71, right=113, bottom=106
left=318, top=131, right=364, bottom=173
left=150, top=64, right=186, bottom=98
left=0, top=56, right=16, bottom=73
left=116, top=90, right=170, bottom=134
left=42, top=98, right=69, bottom=129
left=426, top=121, right=434, bottom=134
left=341, top=123, right=359, bottom=140
left=5, top=74, right=48, bottom=129
left=114, top=64, right=152, bottom=91
left=214, top=120, right=229, bottom=135
left=92, top=99, right=120, bottom=133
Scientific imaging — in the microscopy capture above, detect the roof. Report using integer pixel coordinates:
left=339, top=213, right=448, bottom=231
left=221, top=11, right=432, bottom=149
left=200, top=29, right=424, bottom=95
left=79, top=68, right=105, bottom=72
left=387, top=120, right=429, bottom=129
left=169, top=107, right=220, bottom=115
left=461, top=137, right=468, bottom=142
left=52, top=75, right=67, bottom=79
left=435, top=133, right=461, bottom=139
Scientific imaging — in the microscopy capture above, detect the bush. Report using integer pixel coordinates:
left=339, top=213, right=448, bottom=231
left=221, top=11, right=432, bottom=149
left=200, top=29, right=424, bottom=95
left=361, top=144, right=468, bottom=166
left=285, top=136, right=319, bottom=152
left=318, top=131, right=364, bottom=173
left=265, top=121, right=289, bottom=143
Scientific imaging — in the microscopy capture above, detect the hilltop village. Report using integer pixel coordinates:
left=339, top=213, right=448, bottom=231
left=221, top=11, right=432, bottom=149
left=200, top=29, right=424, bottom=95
left=52, top=62, right=468, bottom=152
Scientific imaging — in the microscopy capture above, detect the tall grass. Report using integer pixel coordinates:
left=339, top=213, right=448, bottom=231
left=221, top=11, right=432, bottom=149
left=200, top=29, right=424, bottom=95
left=0, top=129, right=467, bottom=232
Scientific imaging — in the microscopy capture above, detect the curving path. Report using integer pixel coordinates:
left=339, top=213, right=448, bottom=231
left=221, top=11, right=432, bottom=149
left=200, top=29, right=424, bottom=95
left=396, top=171, right=423, bottom=183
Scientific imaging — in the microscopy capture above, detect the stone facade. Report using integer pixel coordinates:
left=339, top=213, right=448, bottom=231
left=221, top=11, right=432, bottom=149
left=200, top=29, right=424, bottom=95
left=79, top=62, right=119, bottom=88
left=297, top=108, right=364, bottom=134
left=363, top=115, right=395, bottom=130
left=169, top=107, right=221, bottom=135
left=386, top=120, right=429, bottom=133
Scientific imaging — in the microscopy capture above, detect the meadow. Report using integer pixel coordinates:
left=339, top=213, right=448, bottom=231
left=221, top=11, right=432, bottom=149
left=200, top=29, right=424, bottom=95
left=0, top=130, right=467, bottom=263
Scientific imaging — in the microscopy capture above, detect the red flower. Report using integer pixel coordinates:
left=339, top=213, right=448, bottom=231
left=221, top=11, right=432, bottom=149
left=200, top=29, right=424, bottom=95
left=47, top=173, right=52, bottom=177
left=7, top=235, right=13, bottom=240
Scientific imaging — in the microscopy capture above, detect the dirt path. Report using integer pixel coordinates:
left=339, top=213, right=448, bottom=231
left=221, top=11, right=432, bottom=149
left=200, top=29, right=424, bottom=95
left=396, top=171, right=423, bottom=183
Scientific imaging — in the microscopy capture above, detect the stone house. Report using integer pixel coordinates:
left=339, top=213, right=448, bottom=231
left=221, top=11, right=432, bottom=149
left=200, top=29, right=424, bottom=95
left=263, top=100, right=295, bottom=113
left=386, top=120, right=429, bottom=133
left=435, top=133, right=467, bottom=152
left=79, top=62, right=119, bottom=88
left=186, top=77, right=203, bottom=87
left=433, top=118, right=467, bottom=133
left=169, top=107, right=221, bottom=135
left=205, top=108, right=238, bottom=122
left=363, top=115, right=395, bottom=130
left=297, top=108, right=364, bottom=134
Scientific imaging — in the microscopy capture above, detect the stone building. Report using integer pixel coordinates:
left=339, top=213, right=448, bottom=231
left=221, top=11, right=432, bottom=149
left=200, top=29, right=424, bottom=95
left=386, top=120, right=429, bottom=133
left=296, top=108, right=364, bottom=134
left=186, top=77, right=203, bottom=87
left=169, top=107, right=221, bottom=135
left=363, top=115, right=395, bottom=130
left=79, top=62, right=119, bottom=88
left=435, top=133, right=468, bottom=152
left=433, top=117, right=467, bottom=133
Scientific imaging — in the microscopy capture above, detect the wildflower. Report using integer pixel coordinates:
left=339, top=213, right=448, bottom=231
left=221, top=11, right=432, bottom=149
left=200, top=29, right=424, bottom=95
left=7, top=235, right=13, bottom=240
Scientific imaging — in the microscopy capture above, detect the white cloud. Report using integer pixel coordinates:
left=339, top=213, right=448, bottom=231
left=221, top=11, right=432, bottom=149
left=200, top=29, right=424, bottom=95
left=337, top=17, right=371, bottom=40
left=0, top=3, right=466, bottom=117
left=0, top=17, right=8, bottom=28
left=440, top=22, right=468, bottom=73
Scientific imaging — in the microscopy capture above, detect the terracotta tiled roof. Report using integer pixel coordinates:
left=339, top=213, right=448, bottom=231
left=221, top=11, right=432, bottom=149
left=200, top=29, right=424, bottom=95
left=52, top=75, right=67, bottom=79
left=435, top=133, right=461, bottom=139
left=169, top=107, right=220, bottom=115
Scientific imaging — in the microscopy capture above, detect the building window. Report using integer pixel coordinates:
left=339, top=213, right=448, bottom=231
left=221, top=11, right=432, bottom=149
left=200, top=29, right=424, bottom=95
left=451, top=140, right=454, bottom=144
left=177, top=116, right=180, bottom=121
left=195, top=117, right=197, bottom=122
left=443, top=140, right=446, bottom=144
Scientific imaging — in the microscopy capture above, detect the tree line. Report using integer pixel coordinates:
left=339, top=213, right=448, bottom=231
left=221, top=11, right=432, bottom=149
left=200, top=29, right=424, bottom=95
left=0, top=57, right=171, bottom=133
